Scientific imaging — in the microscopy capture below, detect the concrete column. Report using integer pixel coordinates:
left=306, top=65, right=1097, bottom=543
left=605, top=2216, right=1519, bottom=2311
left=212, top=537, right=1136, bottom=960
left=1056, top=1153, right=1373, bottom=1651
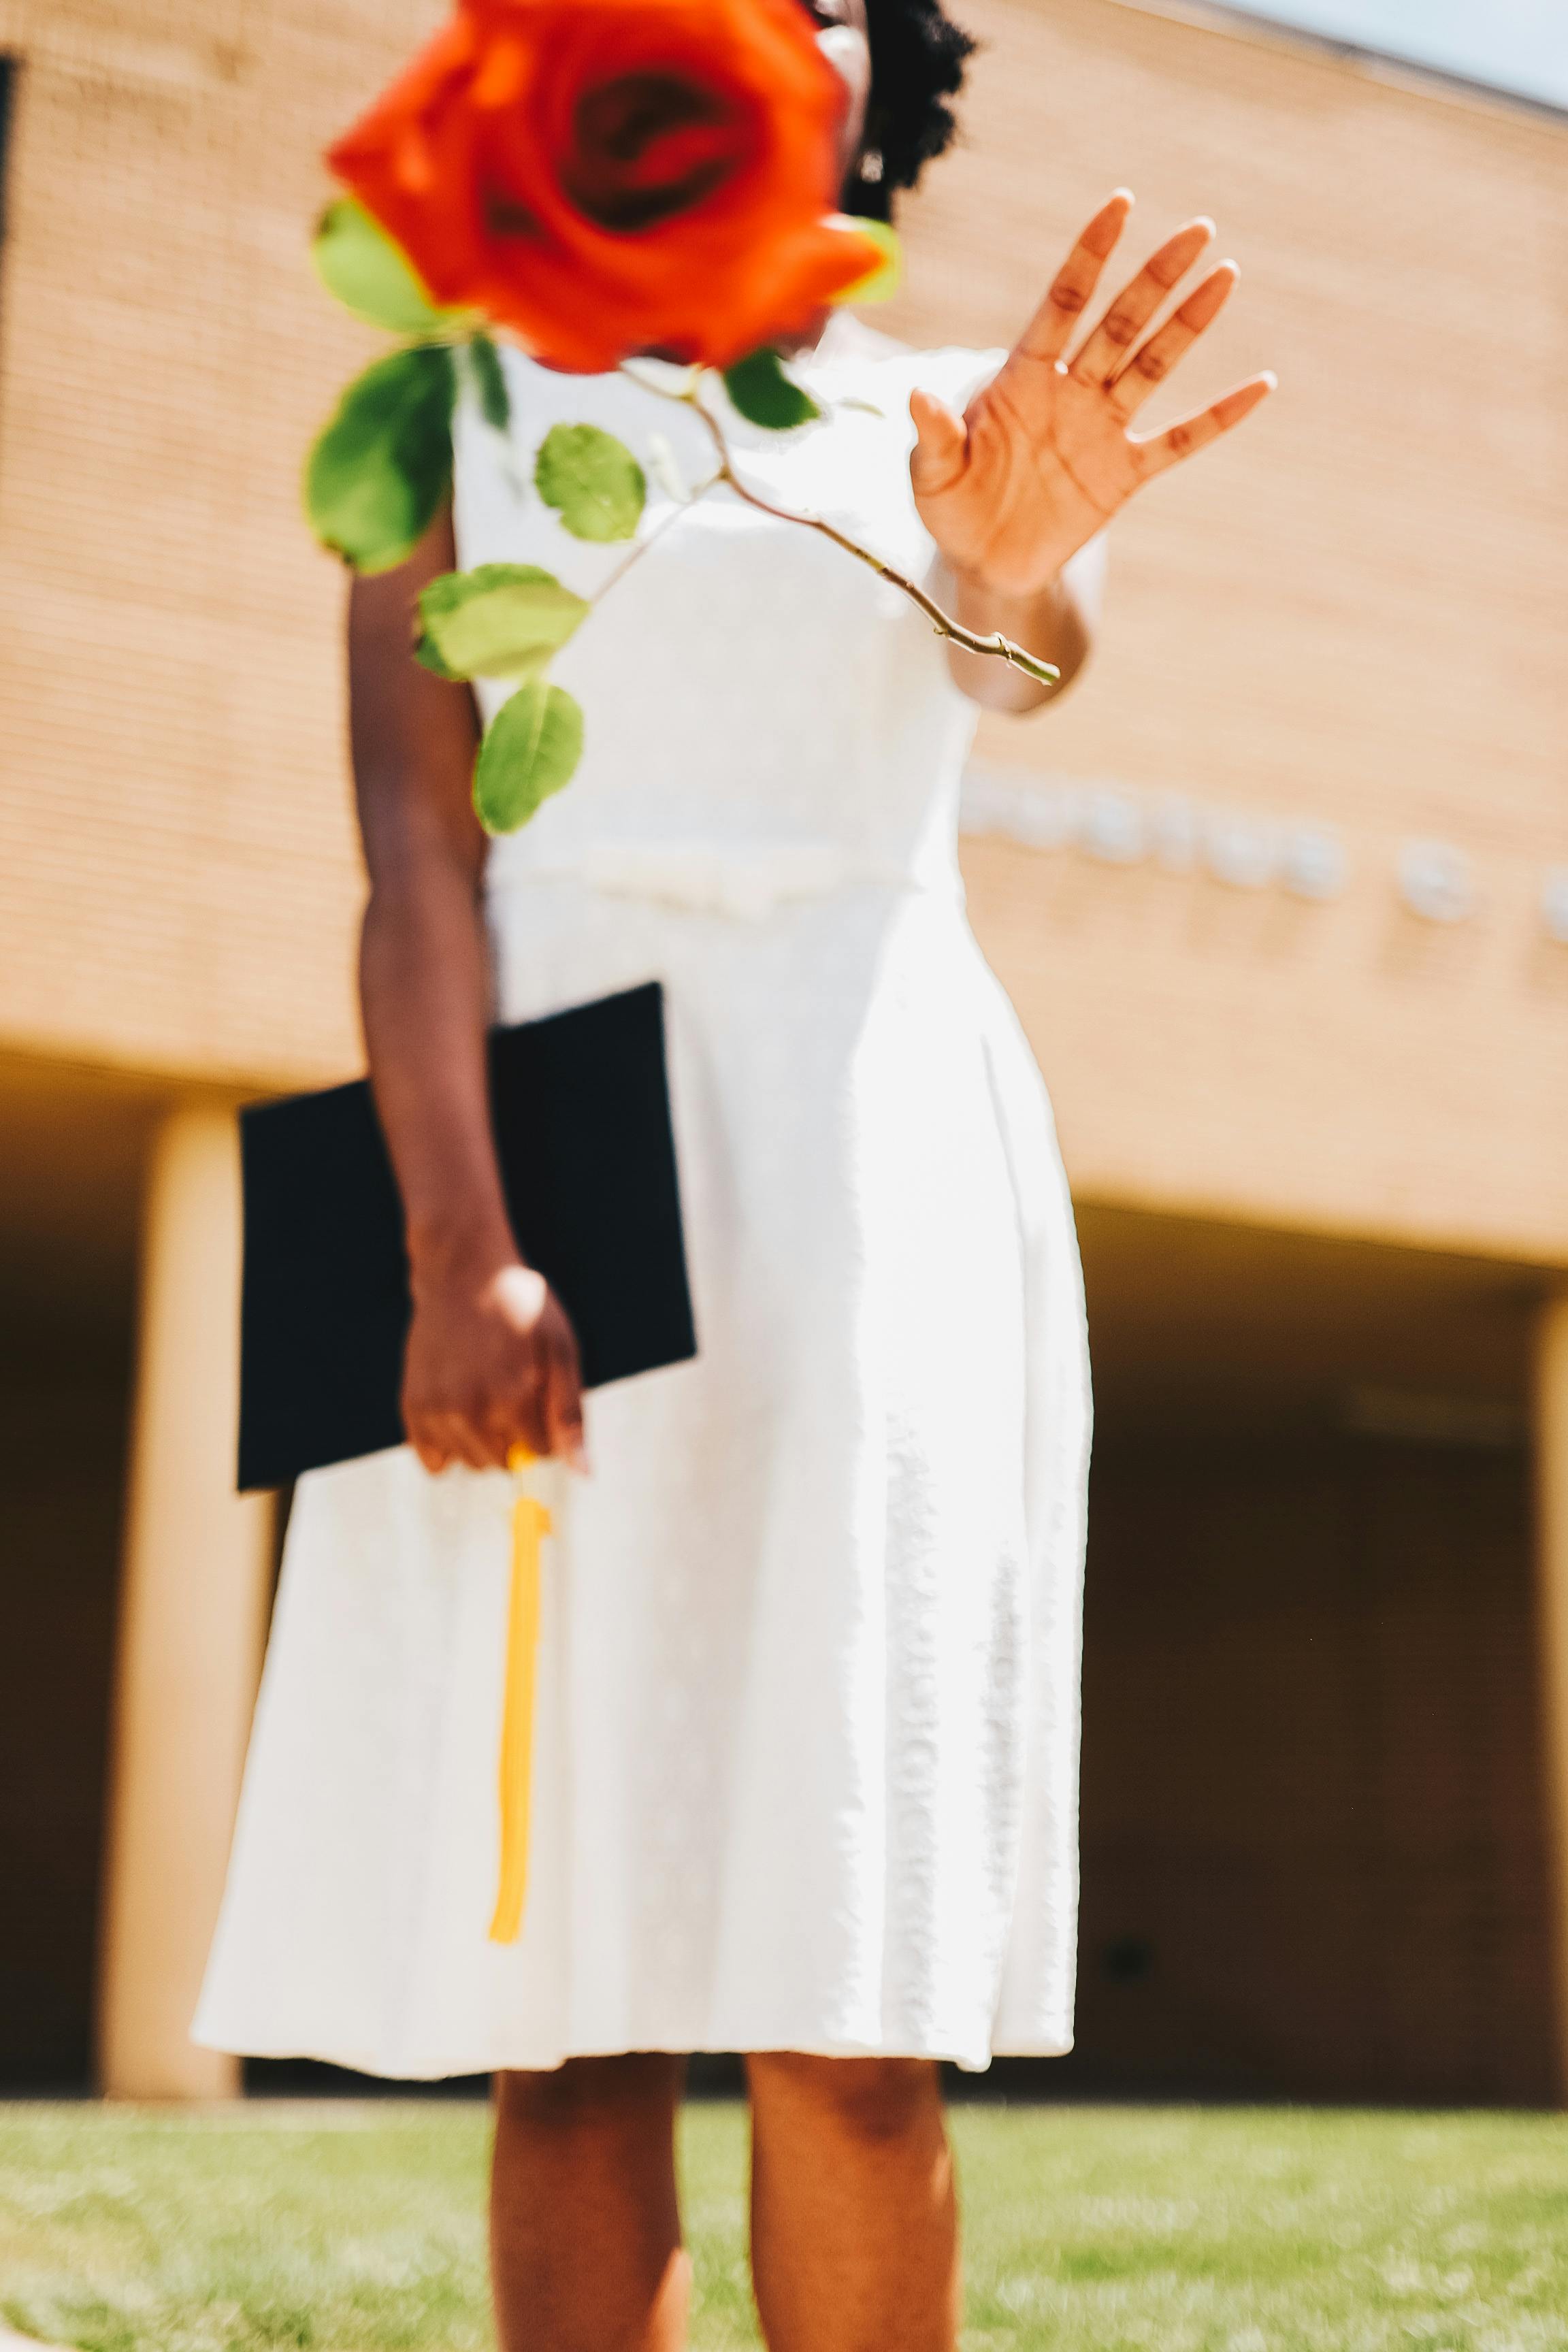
left=1535, top=1288, right=1568, bottom=2106
left=99, top=1102, right=274, bottom=2100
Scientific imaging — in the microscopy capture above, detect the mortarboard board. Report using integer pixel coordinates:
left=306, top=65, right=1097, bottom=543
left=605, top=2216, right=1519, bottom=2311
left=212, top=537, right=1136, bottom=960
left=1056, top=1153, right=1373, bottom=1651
left=237, top=980, right=696, bottom=1490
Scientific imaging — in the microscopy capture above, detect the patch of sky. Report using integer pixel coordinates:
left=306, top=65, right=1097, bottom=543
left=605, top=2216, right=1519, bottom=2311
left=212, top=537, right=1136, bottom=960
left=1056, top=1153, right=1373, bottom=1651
left=1209, top=1, right=1568, bottom=108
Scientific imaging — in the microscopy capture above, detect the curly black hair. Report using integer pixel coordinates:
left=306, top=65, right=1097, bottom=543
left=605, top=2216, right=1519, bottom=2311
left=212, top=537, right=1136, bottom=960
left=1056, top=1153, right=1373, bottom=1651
left=854, top=0, right=977, bottom=222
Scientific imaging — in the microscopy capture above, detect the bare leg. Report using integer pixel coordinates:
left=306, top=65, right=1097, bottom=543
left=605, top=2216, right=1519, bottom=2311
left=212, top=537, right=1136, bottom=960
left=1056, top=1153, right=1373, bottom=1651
left=745, top=2053, right=960, bottom=2352
left=491, top=2054, right=690, bottom=2352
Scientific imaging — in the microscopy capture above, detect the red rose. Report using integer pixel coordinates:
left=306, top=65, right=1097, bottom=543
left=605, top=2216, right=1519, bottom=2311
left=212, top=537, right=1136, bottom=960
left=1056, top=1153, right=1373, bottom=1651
left=327, top=0, right=883, bottom=374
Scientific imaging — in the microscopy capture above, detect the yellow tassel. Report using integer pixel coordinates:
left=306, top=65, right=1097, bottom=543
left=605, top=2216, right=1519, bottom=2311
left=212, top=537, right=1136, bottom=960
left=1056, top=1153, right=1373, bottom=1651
left=489, top=1446, right=551, bottom=1944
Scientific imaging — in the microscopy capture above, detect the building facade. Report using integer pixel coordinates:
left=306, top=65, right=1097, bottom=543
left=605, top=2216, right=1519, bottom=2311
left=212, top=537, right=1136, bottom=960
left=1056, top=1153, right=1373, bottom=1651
left=2, top=0, right=1567, bottom=2101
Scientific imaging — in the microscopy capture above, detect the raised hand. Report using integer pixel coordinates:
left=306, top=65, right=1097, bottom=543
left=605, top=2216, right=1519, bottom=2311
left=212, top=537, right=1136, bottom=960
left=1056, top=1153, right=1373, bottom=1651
left=909, top=191, right=1275, bottom=600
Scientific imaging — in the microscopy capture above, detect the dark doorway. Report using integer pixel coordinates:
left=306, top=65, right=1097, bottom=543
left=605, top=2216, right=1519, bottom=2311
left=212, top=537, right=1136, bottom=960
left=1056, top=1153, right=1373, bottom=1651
left=0, top=1062, right=149, bottom=2089
left=1054, top=1207, right=1555, bottom=2104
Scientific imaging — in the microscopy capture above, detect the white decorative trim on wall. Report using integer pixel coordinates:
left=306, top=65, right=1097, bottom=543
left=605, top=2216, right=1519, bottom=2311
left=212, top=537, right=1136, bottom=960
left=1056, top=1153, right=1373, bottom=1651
left=960, top=767, right=1567, bottom=937
left=960, top=768, right=1349, bottom=902
left=1396, top=840, right=1475, bottom=926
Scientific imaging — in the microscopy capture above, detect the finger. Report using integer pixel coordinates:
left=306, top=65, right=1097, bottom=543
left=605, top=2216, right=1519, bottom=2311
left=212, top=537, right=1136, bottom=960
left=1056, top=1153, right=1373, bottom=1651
left=432, top=1411, right=493, bottom=1467
left=908, top=387, right=968, bottom=497
left=1071, top=216, right=1215, bottom=388
left=410, top=1428, right=453, bottom=1475
left=543, top=1351, right=588, bottom=1474
left=540, top=1309, right=586, bottom=1468
left=1132, top=371, right=1276, bottom=478
left=404, top=1396, right=455, bottom=1474
left=1014, top=190, right=1134, bottom=368
left=485, top=1380, right=546, bottom=1467
left=449, top=1412, right=500, bottom=1472
left=506, top=1384, right=551, bottom=1461
left=478, top=1411, right=525, bottom=1472
left=1107, top=261, right=1238, bottom=421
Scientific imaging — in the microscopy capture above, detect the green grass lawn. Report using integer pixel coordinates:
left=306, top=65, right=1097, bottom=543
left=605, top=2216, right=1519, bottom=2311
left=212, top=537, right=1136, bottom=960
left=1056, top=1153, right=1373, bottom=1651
left=3, top=2100, right=1568, bottom=2351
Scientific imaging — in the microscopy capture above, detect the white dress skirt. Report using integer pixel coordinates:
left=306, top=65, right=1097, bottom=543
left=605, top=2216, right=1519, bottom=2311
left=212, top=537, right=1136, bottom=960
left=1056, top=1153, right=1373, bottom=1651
left=195, top=316, right=1094, bottom=2078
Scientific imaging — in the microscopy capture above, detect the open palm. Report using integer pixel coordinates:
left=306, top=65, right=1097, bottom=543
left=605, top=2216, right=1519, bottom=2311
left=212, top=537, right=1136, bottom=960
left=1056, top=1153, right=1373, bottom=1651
left=910, top=192, right=1275, bottom=598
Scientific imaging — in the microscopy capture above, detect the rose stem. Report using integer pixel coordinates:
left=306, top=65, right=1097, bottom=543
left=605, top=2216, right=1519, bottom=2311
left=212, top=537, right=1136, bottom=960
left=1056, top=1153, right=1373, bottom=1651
left=589, top=472, right=718, bottom=609
left=621, top=366, right=1060, bottom=691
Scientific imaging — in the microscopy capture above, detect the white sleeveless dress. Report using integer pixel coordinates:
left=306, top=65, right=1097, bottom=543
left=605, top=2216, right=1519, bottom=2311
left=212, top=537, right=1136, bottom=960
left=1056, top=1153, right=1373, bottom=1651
left=196, top=316, right=1094, bottom=2078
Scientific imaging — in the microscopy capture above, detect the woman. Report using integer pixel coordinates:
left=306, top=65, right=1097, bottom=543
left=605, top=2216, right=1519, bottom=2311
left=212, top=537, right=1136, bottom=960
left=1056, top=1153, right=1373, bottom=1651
left=197, top=1, right=1273, bottom=2344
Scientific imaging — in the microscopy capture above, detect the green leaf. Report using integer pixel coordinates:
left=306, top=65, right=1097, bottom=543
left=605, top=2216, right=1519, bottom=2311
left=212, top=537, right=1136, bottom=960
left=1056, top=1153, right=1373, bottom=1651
left=469, top=333, right=511, bottom=432
left=416, top=632, right=553, bottom=685
left=832, top=218, right=902, bottom=308
left=311, top=197, right=455, bottom=337
left=416, top=563, right=589, bottom=680
left=721, top=347, right=822, bottom=431
left=474, top=679, right=585, bottom=832
left=413, top=634, right=460, bottom=681
left=304, top=345, right=457, bottom=573
left=534, top=423, right=647, bottom=542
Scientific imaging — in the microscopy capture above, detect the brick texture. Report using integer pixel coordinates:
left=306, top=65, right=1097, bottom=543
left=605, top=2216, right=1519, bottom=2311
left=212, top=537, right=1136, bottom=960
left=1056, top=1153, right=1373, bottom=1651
left=887, top=0, right=1568, bottom=1265
left=0, top=0, right=443, bottom=1090
left=1, top=0, right=1566, bottom=1262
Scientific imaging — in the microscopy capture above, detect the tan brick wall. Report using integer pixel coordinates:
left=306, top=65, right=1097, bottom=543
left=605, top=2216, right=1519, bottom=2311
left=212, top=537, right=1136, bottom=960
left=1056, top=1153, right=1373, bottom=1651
left=885, top=0, right=1568, bottom=1263
left=1, top=0, right=1565, bottom=1260
left=0, top=0, right=442, bottom=1089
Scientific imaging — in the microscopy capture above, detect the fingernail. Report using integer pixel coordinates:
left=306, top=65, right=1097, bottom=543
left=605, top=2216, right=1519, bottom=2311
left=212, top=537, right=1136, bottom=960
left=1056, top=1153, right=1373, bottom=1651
left=1191, top=216, right=1216, bottom=238
left=1260, top=370, right=1279, bottom=390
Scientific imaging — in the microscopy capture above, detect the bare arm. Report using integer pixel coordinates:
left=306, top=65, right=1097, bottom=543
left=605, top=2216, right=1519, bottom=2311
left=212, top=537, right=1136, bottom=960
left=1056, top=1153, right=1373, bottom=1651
left=350, top=508, right=585, bottom=1473
left=913, top=192, right=1273, bottom=717
left=940, top=561, right=1095, bottom=714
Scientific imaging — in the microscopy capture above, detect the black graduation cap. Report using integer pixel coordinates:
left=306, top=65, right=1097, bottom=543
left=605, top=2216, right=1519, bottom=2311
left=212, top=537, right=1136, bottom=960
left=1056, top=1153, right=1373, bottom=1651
left=237, top=981, right=697, bottom=1491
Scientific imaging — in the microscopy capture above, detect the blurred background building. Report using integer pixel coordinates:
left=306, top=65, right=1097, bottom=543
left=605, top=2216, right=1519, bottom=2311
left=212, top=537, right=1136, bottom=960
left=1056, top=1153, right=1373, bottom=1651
left=3, top=0, right=1567, bottom=2105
